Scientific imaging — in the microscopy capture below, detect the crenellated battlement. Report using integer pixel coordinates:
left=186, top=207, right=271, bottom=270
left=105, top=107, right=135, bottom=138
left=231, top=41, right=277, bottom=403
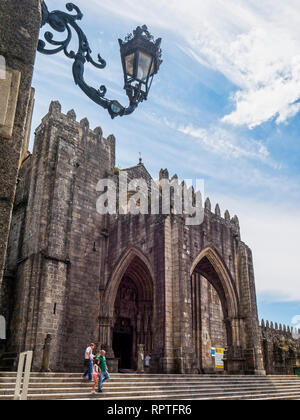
left=36, top=100, right=115, bottom=158
left=261, top=319, right=300, bottom=339
left=154, top=169, right=241, bottom=232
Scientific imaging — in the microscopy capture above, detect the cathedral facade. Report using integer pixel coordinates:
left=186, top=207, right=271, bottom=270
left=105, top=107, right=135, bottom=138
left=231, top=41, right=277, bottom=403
left=1, top=101, right=267, bottom=374
left=1, top=1, right=300, bottom=377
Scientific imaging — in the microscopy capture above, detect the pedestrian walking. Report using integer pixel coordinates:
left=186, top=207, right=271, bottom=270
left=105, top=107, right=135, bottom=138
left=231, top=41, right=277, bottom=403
left=97, top=350, right=110, bottom=393
left=145, top=354, right=151, bottom=371
left=82, top=343, right=95, bottom=381
left=91, top=358, right=101, bottom=394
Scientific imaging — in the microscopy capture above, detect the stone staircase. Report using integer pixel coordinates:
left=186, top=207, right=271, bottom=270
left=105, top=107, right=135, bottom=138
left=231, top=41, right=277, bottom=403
left=1, top=372, right=300, bottom=400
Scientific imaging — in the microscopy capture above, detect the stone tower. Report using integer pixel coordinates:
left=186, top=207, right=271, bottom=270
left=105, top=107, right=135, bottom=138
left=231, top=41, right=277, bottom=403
left=3, top=101, right=115, bottom=371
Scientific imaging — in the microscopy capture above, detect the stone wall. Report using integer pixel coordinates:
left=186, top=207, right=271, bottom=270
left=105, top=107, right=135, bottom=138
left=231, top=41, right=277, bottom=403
left=2, top=154, right=32, bottom=348
left=261, top=320, right=300, bottom=375
left=0, top=1, right=41, bottom=308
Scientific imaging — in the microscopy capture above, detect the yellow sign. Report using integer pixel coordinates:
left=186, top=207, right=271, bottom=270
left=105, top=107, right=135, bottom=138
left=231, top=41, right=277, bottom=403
left=215, top=348, right=225, bottom=369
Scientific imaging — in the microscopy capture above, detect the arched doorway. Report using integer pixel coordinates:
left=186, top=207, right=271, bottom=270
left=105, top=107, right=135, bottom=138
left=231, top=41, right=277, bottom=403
left=107, top=248, right=154, bottom=371
left=113, top=277, right=136, bottom=369
left=191, top=273, right=228, bottom=373
left=190, top=248, right=240, bottom=373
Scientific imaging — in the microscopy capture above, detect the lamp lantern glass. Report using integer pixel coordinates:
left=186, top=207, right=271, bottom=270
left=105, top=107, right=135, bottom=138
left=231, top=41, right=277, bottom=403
left=120, top=25, right=162, bottom=100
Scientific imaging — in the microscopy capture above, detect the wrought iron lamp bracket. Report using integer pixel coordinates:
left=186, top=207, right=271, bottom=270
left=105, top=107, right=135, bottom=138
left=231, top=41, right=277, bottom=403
left=38, top=1, right=157, bottom=119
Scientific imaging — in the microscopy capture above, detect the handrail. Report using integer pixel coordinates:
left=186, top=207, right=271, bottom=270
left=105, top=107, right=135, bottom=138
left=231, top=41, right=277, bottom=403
left=14, top=351, right=33, bottom=401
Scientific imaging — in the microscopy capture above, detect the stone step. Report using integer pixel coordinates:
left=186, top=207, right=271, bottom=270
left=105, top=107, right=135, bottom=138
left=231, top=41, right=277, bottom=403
left=3, top=376, right=299, bottom=385
left=1, top=374, right=300, bottom=381
left=0, top=371, right=298, bottom=378
left=2, top=386, right=300, bottom=400
left=1, top=372, right=300, bottom=400
left=1, top=384, right=300, bottom=395
left=1, top=379, right=300, bottom=389
left=1, top=379, right=300, bottom=393
left=194, top=390, right=300, bottom=400
left=0, top=381, right=300, bottom=395
left=0, top=373, right=300, bottom=383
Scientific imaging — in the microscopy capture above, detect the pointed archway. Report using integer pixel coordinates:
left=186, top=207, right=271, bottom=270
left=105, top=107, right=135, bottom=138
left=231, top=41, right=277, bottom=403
left=190, top=247, right=242, bottom=373
left=102, top=247, right=154, bottom=371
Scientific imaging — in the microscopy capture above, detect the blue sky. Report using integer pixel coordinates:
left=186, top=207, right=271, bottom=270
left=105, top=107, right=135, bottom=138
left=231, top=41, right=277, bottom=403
left=31, top=0, right=300, bottom=328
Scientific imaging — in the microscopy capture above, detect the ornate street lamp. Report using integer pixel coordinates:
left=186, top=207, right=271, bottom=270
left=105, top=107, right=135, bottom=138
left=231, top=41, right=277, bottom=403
left=38, top=2, right=162, bottom=119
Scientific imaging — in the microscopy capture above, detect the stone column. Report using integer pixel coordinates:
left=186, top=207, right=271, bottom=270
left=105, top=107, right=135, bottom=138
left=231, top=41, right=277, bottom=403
left=98, top=316, right=119, bottom=373
left=238, top=243, right=266, bottom=375
left=224, top=318, right=245, bottom=374
left=151, top=217, right=172, bottom=373
left=162, top=216, right=175, bottom=372
left=40, top=333, right=52, bottom=373
left=98, top=317, right=114, bottom=356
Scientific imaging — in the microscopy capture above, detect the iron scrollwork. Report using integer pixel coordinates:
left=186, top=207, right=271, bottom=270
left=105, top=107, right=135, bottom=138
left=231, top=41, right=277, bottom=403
left=38, top=1, right=140, bottom=119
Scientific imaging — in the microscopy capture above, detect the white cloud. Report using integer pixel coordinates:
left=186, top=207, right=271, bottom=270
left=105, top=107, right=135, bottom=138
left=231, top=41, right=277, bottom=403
left=187, top=6, right=300, bottom=128
left=80, top=0, right=300, bottom=128
left=212, top=194, right=300, bottom=302
left=178, top=123, right=272, bottom=163
left=219, top=31, right=300, bottom=128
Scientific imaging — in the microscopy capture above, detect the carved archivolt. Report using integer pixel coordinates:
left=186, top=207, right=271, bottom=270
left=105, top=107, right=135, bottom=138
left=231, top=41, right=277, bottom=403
left=103, top=246, right=154, bottom=318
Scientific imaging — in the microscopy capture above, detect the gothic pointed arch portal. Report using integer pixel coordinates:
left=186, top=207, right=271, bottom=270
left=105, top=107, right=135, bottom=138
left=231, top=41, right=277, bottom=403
left=103, top=247, right=154, bottom=371
left=190, top=247, right=241, bottom=373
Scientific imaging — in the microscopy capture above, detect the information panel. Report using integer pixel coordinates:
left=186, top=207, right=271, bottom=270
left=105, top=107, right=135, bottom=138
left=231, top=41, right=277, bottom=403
left=214, top=348, right=225, bottom=369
